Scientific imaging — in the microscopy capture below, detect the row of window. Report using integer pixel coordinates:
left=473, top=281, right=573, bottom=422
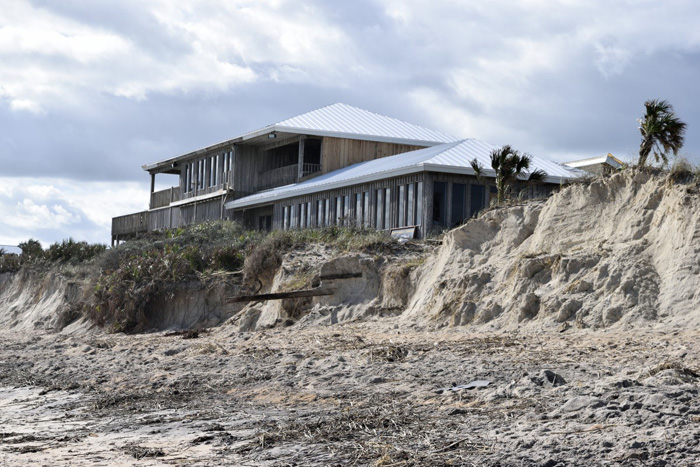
left=281, top=182, right=424, bottom=231
left=183, top=151, right=234, bottom=194
left=433, top=181, right=488, bottom=227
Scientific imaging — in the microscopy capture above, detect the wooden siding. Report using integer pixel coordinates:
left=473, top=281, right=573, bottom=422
left=150, top=187, right=181, bottom=209
left=258, top=173, right=428, bottom=236
left=257, top=165, right=298, bottom=191
left=179, top=198, right=224, bottom=226
left=148, top=206, right=182, bottom=232
left=233, top=172, right=559, bottom=238
left=112, top=211, right=149, bottom=237
left=320, top=137, right=424, bottom=175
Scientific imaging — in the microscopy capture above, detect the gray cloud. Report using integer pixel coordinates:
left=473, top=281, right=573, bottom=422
left=1, top=0, right=699, bottom=245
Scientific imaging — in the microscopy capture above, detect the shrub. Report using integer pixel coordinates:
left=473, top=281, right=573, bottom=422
left=0, top=249, right=21, bottom=273
left=18, top=239, right=44, bottom=262
left=45, top=238, right=107, bottom=264
left=667, top=158, right=699, bottom=185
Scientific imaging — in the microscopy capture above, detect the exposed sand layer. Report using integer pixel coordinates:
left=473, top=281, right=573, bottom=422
left=1, top=322, right=699, bottom=465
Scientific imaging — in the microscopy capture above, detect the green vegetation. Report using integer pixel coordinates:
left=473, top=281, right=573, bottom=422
left=638, top=99, right=687, bottom=167
left=470, top=145, right=547, bottom=205
left=91, top=222, right=395, bottom=333
left=0, top=238, right=106, bottom=273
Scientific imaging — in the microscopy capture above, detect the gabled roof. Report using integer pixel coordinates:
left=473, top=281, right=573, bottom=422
left=226, top=139, right=583, bottom=209
left=238, top=103, right=459, bottom=146
left=143, top=103, right=459, bottom=172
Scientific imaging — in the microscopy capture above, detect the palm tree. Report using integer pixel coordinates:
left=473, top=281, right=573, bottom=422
left=638, top=99, right=687, bottom=166
left=470, top=145, right=546, bottom=205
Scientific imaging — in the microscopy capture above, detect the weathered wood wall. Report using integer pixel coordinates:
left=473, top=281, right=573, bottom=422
left=260, top=173, right=427, bottom=236
left=150, top=187, right=181, bottom=209
left=320, top=137, right=424, bottom=174
left=112, top=211, right=148, bottom=236
left=179, top=199, right=224, bottom=226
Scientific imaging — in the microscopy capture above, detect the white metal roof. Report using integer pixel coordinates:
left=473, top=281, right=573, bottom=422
left=144, top=103, right=459, bottom=172
left=239, top=103, right=460, bottom=146
left=226, top=139, right=583, bottom=209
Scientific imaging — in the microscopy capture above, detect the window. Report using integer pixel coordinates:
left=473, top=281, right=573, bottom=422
left=343, top=195, right=350, bottom=224
left=452, top=183, right=466, bottom=226
left=398, top=185, right=406, bottom=228
left=363, top=191, right=370, bottom=227
left=325, top=199, right=331, bottom=227
left=407, top=184, right=415, bottom=226
left=283, top=206, right=289, bottom=230
left=416, top=182, right=423, bottom=225
left=184, top=164, right=190, bottom=193
left=433, top=181, right=447, bottom=226
left=318, top=199, right=325, bottom=227
left=470, top=184, right=487, bottom=217
left=335, top=196, right=343, bottom=225
left=384, top=188, right=391, bottom=230
left=376, top=189, right=384, bottom=229
left=259, top=215, right=271, bottom=231
left=306, top=202, right=312, bottom=228
left=300, top=203, right=306, bottom=228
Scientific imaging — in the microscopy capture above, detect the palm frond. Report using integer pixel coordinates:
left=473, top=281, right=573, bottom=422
left=470, top=158, right=485, bottom=182
left=527, top=169, right=547, bottom=183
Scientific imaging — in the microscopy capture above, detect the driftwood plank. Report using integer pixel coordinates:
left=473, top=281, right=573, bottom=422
left=228, top=288, right=335, bottom=303
left=318, top=272, right=362, bottom=280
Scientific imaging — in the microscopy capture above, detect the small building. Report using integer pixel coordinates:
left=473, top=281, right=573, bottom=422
left=564, top=154, right=624, bottom=174
left=112, top=103, right=581, bottom=244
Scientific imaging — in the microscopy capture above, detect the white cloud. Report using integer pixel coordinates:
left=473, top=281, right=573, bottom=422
left=1, top=0, right=700, bottom=248
left=0, top=177, right=149, bottom=246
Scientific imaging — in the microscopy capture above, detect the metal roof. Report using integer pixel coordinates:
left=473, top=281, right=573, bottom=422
left=565, top=153, right=624, bottom=169
left=226, top=139, right=584, bottom=209
left=143, top=103, right=459, bottom=172
left=242, top=103, right=460, bottom=146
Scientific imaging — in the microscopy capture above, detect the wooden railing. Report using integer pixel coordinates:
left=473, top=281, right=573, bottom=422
left=148, top=206, right=181, bottom=232
left=112, top=211, right=149, bottom=237
left=301, top=163, right=321, bottom=177
left=150, top=186, right=181, bottom=209
left=258, top=165, right=298, bottom=191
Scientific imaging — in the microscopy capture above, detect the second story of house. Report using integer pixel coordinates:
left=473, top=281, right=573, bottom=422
left=141, top=103, right=460, bottom=209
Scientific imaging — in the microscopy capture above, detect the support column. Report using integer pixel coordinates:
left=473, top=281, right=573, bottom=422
left=297, top=136, right=306, bottom=181
left=149, top=173, right=156, bottom=209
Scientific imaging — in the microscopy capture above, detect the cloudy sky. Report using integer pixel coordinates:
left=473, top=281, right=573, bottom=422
left=2, top=0, right=699, bottom=247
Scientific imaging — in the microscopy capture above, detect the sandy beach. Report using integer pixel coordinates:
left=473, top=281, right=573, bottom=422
left=2, top=320, right=699, bottom=465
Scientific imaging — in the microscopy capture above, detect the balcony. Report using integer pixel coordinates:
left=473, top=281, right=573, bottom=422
left=301, top=163, right=321, bottom=177
left=112, top=211, right=149, bottom=240
left=258, top=165, right=298, bottom=191
left=150, top=186, right=182, bottom=209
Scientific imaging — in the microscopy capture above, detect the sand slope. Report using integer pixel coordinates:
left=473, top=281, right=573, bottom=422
left=405, top=170, right=700, bottom=330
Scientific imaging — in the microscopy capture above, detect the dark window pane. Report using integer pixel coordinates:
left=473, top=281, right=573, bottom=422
left=470, top=184, right=486, bottom=217
left=433, top=181, right=447, bottom=225
left=452, top=183, right=466, bottom=226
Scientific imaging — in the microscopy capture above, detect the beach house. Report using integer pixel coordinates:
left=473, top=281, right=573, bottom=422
left=111, top=103, right=580, bottom=245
